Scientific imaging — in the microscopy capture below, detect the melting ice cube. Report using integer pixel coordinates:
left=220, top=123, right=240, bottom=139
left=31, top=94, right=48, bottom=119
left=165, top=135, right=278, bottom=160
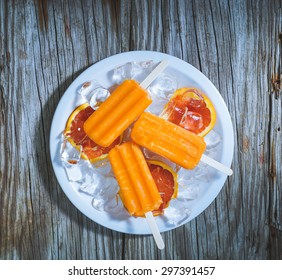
left=177, top=184, right=199, bottom=200
left=78, top=164, right=117, bottom=195
left=148, top=73, right=177, bottom=98
left=112, top=61, right=154, bottom=84
left=147, top=73, right=177, bottom=115
left=178, top=162, right=210, bottom=186
left=60, top=136, right=81, bottom=165
left=60, top=138, right=83, bottom=182
left=103, top=196, right=125, bottom=214
left=93, top=161, right=112, bottom=176
left=79, top=171, right=102, bottom=196
left=78, top=80, right=110, bottom=109
left=92, top=195, right=125, bottom=214
left=91, top=177, right=120, bottom=211
left=64, top=164, right=83, bottom=182
left=146, top=95, right=169, bottom=115
left=204, top=130, right=222, bottom=159
left=99, top=177, right=119, bottom=198
left=164, top=199, right=191, bottom=225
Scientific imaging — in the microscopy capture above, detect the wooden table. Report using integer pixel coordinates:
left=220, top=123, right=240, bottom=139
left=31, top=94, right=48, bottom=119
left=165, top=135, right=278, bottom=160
left=0, top=0, right=281, bottom=260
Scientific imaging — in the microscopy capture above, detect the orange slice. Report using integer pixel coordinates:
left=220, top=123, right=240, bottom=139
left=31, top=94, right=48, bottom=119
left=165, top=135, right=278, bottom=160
left=147, top=160, right=178, bottom=215
left=161, top=87, right=216, bottom=136
left=64, top=103, right=121, bottom=162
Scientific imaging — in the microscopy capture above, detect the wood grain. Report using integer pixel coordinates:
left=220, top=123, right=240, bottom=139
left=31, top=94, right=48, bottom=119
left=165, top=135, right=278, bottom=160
left=0, top=0, right=281, bottom=260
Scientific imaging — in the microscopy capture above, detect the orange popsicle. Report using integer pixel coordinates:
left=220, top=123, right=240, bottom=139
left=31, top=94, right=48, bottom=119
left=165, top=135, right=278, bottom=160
left=131, top=112, right=206, bottom=169
left=83, top=61, right=169, bottom=147
left=83, top=80, right=152, bottom=147
left=108, top=142, right=162, bottom=217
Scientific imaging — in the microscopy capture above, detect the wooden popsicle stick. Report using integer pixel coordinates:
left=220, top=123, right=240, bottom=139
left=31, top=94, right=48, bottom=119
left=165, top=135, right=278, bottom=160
left=140, top=60, right=169, bottom=89
left=145, top=211, right=165, bottom=250
left=201, top=154, right=233, bottom=176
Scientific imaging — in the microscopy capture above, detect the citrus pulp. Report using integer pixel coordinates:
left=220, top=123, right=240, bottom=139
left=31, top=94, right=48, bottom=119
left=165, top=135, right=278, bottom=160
left=147, top=160, right=178, bottom=215
left=162, top=87, right=216, bottom=136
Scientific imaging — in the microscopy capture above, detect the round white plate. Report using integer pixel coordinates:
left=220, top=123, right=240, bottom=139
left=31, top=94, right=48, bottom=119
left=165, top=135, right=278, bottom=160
left=50, top=51, right=234, bottom=234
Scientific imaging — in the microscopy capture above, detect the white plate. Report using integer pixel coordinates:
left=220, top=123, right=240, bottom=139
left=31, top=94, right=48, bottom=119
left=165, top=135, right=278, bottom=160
left=50, top=51, right=234, bottom=234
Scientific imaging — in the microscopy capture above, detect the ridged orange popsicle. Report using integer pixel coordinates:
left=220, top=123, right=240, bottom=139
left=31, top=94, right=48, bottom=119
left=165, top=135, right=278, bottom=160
left=131, top=112, right=206, bottom=169
left=108, top=142, right=162, bottom=217
left=83, top=80, right=152, bottom=147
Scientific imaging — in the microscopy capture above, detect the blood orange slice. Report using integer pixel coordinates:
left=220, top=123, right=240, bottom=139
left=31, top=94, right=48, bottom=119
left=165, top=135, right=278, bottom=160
left=147, top=160, right=178, bottom=215
left=64, top=103, right=121, bottom=162
left=161, top=87, right=216, bottom=136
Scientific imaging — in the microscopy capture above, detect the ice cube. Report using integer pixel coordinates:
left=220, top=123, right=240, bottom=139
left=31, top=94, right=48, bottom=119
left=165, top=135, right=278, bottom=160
left=99, top=177, right=119, bottom=199
left=205, top=130, right=221, bottom=150
left=63, top=164, right=83, bottom=182
left=132, top=61, right=154, bottom=82
left=193, top=163, right=210, bottom=182
left=204, top=130, right=222, bottom=160
left=164, top=199, right=191, bottom=225
left=179, top=110, right=204, bottom=131
left=178, top=162, right=211, bottom=185
left=146, top=73, right=177, bottom=115
left=103, top=196, right=125, bottom=214
left=177, top=167, right=200, bottom=201
left=78, top=80, right=110, bottom=109
left=60, top=136, right=81, bottom=166
left=177, top=167, right=195, bottom=186
left=91, top=177, right=120, bottom=211
left=93, top=161, right=112, bottom=176
left=79, top=171, right=102, bottom=196
left=91, top=198, right=105, bottom=211
left=147, top=95, right=169, bottom=115
left=112, top=61, right=154, bottom=84
left=60, top=135, right=94, bottom=182
left=148, top=73, right=177, bottom=99
left=177, top=184, right=199, bottom=200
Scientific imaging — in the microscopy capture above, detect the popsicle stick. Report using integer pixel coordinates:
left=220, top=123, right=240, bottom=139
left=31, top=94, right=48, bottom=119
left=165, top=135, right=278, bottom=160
left=201, top=154, right=233, bottom=176
left=140, top=60, right=169, bottom=89
left=145, top=211, right=165, bottom=250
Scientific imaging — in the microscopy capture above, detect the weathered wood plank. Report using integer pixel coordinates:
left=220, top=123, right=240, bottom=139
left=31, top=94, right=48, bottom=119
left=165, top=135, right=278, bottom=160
left=268, top=4, right=282, bottom=259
